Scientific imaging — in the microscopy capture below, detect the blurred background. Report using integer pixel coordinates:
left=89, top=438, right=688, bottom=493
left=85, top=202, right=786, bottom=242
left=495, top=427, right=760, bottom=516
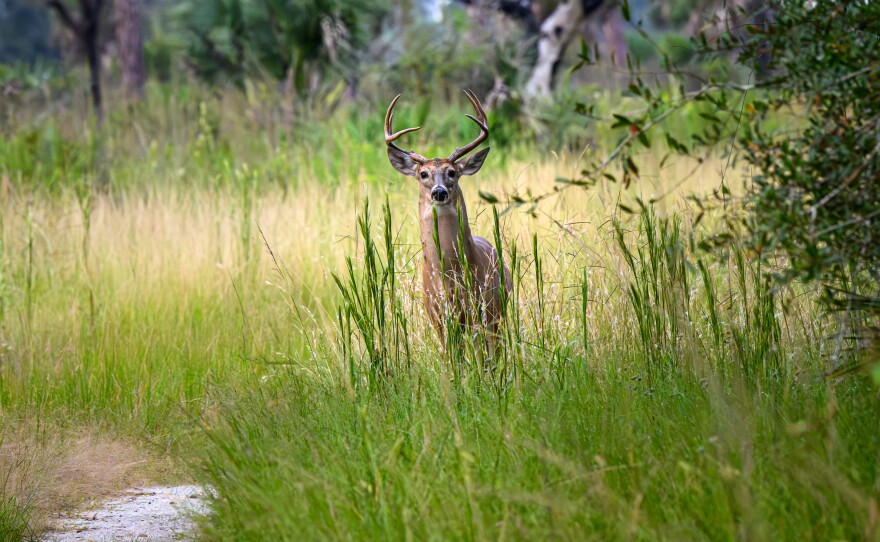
left=0, top=0, right=708, bottom=100
left=0, top=0, right=753, bottom=180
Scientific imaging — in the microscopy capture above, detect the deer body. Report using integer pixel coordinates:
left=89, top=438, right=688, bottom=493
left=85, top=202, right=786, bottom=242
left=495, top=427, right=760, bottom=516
left=385, top=92, right=511, bottom=338
left=417, top=179, right=507, bottom=333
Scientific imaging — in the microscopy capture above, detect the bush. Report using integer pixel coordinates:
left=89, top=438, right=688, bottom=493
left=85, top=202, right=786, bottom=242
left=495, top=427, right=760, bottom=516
left=574, top=1, right=880, bottom=297
left=553, top=0, right=880, bottom=374
left=738, top=1, right=880, bottom=290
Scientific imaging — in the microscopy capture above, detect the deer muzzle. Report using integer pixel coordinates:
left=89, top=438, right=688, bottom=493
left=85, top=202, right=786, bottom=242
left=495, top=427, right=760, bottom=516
left=431, top=185, right=449, bottom=203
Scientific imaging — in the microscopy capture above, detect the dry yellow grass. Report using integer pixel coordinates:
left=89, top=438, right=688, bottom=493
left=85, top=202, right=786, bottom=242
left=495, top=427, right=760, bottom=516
left=1, top=151, right=732, bottom=305
left=0, top=150, right=745, bottom=386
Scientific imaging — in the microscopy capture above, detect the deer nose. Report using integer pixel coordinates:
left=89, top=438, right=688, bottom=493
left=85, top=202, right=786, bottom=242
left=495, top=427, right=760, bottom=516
left=431, top=186, right=449, bottom=203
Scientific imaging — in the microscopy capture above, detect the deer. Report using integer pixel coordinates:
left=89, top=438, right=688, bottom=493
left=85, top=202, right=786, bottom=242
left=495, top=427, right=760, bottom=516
left=384, top=90, right=512, bottom=348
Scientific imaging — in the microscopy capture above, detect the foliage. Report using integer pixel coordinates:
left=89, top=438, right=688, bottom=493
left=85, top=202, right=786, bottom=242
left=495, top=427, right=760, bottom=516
left=647, top=0, right=701, bottom=27
left=625, top=30, right=695, bottom=65
left=0, top=0, right=58, bottom=64
left=172, top=0, right=386, bottom=91
left=142, top=19, right=178, bottom=83
left=0, top=494, right=32, bottom=542
left=0, top=62, right=59, bottom=96
left=559, top=1, right=879, bottom=315
left=363, top=4, right=533, bottom=100
left=738, top=1, right=880, bottom=288
left=374, top=6, right=489, bottom=97
left=0, top=81, right=548, bottom=194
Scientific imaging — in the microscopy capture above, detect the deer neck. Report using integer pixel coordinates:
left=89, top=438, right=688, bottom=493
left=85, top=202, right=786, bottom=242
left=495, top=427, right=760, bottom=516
left=419, top=190, right=476, bottom=274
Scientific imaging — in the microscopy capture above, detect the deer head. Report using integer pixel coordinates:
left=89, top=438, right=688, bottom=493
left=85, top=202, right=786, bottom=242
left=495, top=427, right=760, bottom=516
left=384, top=90, right=490, bottom=211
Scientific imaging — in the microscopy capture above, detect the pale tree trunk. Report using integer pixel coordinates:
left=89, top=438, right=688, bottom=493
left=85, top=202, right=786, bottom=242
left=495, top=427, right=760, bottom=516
left=115, top=0, right=146, bottom=99
left=524, top=0, right=606, bottom=99
left=524, top=0, right=582, bottom=98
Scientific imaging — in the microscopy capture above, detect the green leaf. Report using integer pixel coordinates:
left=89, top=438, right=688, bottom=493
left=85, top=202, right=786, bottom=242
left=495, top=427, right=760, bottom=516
left=627, top=83, right=642, bottom=97
left=665, top=134, right=687, bottom=154
left=624, top=156, right=639, bottom=176
left=699, top=112, right=722, bottom=123
left=612, top=114, right=633, bottom=128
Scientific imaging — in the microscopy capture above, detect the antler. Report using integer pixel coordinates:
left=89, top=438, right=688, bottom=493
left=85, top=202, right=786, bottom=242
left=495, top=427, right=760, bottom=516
left=385, top=94, right=428, bottom=164
left=448, top=89, right=489, bottom=163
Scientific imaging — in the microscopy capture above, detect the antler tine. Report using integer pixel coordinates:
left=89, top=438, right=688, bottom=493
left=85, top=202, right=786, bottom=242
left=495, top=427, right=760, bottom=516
left=448, top=89, right=490, bottom=163
left=385, top=94, right=427, bottom=164
left=464, top=89, right=487, bottom=124
left=462, top=89, right=488, bottom=134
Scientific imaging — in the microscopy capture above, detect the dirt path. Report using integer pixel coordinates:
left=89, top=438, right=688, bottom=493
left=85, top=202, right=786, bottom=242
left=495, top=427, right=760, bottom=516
left=41, top=485, right=207, bottom=542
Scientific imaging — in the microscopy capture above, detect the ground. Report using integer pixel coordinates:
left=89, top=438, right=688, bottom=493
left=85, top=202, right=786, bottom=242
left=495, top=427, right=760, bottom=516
left=41, top=486, right=206, bottom=542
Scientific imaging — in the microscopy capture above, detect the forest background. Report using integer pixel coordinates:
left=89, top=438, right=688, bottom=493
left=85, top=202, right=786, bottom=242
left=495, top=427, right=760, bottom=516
left=1, top=0, right=879, bottom=540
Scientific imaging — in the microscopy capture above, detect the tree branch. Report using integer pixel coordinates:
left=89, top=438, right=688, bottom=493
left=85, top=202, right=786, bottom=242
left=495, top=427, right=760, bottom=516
left=189, top=27, right=241, bottom=75
left=500, top=81, right=756, bottom=214
left=46, top=0, right=82, bottom=35
left=809, top=139, right=880, bottom=215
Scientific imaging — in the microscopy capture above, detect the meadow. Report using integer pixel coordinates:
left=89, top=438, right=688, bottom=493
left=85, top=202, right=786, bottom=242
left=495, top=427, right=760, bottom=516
left=0, top=84, right=878, bottom=541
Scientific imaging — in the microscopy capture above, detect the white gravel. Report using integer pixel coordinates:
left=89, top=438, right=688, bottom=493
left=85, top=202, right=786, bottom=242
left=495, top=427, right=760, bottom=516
left=41, top=485, right=208, bottom=542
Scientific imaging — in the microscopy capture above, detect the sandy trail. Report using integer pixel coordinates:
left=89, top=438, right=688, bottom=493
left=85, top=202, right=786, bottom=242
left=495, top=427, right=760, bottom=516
left=41, top=485, right=207, bottom=542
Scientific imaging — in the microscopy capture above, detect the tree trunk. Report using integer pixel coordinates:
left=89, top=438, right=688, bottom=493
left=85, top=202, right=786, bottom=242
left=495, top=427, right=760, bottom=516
left=524, top=0, right=605, bottom=99
left=83, top=14, right=103, bottom=126
left=47, top=0, right=108, bottom=188
left=115, top=0, right=146, bottom=99
left=46, top=0, right=105, bottom=124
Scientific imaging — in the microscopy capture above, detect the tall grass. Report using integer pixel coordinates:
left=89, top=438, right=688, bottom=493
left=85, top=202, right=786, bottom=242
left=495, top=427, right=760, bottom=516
left=0, top=82, right=876, bottom=539
left=197, top=194, right=876, bottom=540
left=334, top=198, right=413, bottom=385
left=0, top=471, right=32, bottom=542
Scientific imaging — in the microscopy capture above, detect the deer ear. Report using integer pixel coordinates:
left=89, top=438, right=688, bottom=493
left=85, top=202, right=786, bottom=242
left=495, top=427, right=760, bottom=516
left=387, top=148, right=419, bottom=177
left=458, top=147, right=490, bottom=176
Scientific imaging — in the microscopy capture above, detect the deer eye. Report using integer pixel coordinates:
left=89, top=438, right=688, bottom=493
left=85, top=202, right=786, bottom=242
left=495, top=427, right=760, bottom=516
left=447, top=169, right=456, bottom=179
left=420, top=171, right=429, bottom=179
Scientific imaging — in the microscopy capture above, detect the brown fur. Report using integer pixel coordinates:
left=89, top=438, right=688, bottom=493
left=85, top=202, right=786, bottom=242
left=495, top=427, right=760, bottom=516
left=410, top=157, right=511, bottom=338
left=386, top=112, right=512, bottom=343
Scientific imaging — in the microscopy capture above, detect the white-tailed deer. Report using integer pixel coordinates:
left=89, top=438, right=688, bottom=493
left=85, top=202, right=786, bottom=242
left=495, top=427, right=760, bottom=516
left=384, top=90, right=511, bottom=343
